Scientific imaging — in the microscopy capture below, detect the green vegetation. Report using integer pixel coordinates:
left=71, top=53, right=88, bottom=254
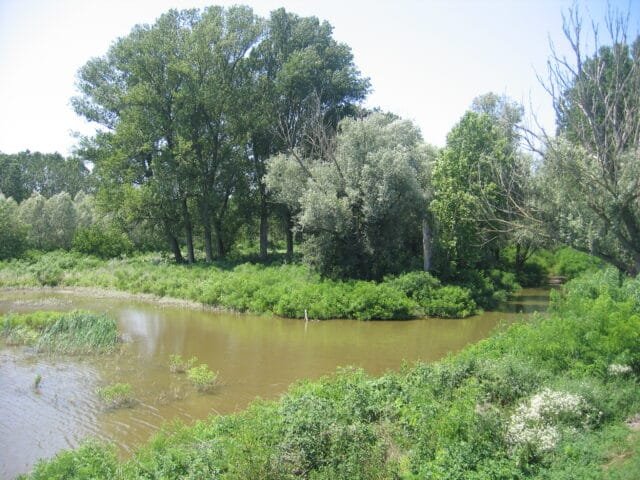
left=97, top=383, right=135, bottom=409
left=20, top=269, right=640, bottom=478
left=168, top=354, right=198, bottom=374
left=0, top=310, right=119, bottom=354
left=187, top=364, right=218, bottom=392
left=0, top=251, right=527, bottom=319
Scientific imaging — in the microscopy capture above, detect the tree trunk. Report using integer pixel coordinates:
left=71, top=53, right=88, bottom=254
left=213, top=220, right=225, bottom=258
left=167, top=233, right=183, bottom=263
left=422, top=217, right=432, bottom=272
left=182, top=199, right=195, bottom=264
left=285, top=211, right=294, bottom=261
left=201, top=199, right=213, bottom=263
left=203, top=221, right=213, bottom=263
left=259, top=194, right=268, bottom=260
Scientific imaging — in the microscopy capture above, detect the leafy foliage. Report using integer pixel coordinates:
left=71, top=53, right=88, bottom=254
left=268, top=113, right=432, bottom=280
left=187, top=364, right=218, bottom=392
left=0, top=252, right=489, bottom=319
left=0, top=194, right=28, bottom=260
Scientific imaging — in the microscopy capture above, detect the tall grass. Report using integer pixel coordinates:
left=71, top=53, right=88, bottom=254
left=20, top=268, right=640, bottom=479
left=1, top=310, right=119, bottom=354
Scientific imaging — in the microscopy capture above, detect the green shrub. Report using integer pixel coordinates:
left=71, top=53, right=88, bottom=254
left=187, top=364, right=218, bottom=392
left=424, top=285, right=477, bottom=318
left=385, top=271, right=478, bottom=318
left=73, top=226, right=133, bottom=258
left=97, top=383, right=135, bottom=409
left=552, top=247, right=603, bottom=279
left=21, top=442, right=118, bottom=480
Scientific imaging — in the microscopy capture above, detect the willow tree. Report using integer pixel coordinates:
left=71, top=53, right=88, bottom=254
left=267, top=113, right=431, bottom=279
left=540, top=7, right=640, bottom=274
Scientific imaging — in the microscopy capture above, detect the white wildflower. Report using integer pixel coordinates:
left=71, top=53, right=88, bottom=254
left=608, top=364, right=633, bottom=375
left=506, top=388, right=588, bottom=454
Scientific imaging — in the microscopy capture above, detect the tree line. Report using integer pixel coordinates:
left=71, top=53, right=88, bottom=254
left=1, top=5, right=638, bottom=279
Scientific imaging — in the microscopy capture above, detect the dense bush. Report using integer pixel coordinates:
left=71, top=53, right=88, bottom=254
left=19, top=269, right=640, bottom=479
left=73, top=226, right=133, bottom=258
left=385, top=271, right=477, bottom=317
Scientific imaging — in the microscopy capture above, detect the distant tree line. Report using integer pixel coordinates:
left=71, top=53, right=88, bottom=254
left=1, top=5, right=638, bottom=279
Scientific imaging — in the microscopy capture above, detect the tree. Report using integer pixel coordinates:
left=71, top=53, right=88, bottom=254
left=0, top=194, right=27, bottom=260
left=0, top=151, right=89, bottom=202
left=267, top=113, right=431, bottom=279
left=18, top=192, right=77, bottom=250
left=541, top=7, right=640, bottom=274
left=44, top=192, right=77, bottom=250
left=248, top=9, right=369, bottom=259
left=431, top=107, right=520, bottom=275
left=74, top=10, right=196, bottom=262
left=18, top=193, right=48, bottom=250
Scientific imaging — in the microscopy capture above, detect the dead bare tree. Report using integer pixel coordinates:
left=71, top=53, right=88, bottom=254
left=538, top=4, right=640, bottom=274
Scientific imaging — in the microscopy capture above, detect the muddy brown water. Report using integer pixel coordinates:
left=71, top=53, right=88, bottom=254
left=0, top=288, right=549, bottom=478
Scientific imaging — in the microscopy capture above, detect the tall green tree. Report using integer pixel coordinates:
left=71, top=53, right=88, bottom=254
left=431, top=94, right=525, bottom=275
left=178, top=5, right=262, bottom=261
left=248, top=9, right=370, bottom=259
left=0, top=151, right=89, bottom=202
left=74, top=9, right=196, bottom=262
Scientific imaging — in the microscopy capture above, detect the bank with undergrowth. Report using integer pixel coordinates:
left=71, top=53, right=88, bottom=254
left=0, top=251, right=530, bottom=320
left=16, top=267, right=640, bottom=479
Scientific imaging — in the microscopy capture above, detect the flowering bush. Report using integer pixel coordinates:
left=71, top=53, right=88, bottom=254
left=506, top=388, right=589, bottom=454
left=608, top=363, right=633, bottom=376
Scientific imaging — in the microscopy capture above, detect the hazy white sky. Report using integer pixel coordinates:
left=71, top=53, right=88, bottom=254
left=0, top=0, right=638, bottom=155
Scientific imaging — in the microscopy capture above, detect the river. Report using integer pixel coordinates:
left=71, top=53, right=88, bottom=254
left=0, top=287, right=549, bottom=478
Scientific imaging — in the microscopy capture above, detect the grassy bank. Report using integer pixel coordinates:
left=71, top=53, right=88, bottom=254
left=1, top=310, right=119, bottom=354
left=19, top=268, right=640, bottom=479
left=0, top=251, right=521, bottom=319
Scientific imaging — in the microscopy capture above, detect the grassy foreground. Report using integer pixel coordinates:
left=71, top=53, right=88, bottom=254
left=0, top=251, right=521, bottom=319
left=18, top=267, right=640, bottom=479
left=1, top=310, right=119, bottom=354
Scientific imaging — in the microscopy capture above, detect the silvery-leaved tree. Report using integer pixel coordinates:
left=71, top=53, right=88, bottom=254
left=266, top=113, right=434, bottom=280
left=540, top=6, right=640, bottom=274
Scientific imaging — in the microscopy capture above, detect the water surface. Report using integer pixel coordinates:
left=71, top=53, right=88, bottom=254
left=0, top=288, right=548, bottom=478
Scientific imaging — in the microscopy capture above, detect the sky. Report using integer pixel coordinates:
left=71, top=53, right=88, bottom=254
left=0, top=0, right=638, bottom=155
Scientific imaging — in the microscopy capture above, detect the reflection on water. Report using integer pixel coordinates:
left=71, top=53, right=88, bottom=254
left=0, top=288, right=548, bottom=478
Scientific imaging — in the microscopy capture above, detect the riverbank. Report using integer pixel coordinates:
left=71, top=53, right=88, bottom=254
left=19, top=267, right=640, bottom=479
left=0, top=251, right=521, bottom=320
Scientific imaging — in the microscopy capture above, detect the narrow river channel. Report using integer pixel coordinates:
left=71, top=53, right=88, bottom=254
left=0, top=288, right=549, bottom=478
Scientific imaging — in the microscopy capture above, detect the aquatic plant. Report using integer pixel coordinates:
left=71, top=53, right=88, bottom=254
left=187, top=364, right=218, bottom=392
left=1, top=310, right=119, bottom=354
left=168, top=354, right=198, bottom=373
left=97, top=383, right=135, bottom=409
left=33, top=374, right=42, bottom=391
